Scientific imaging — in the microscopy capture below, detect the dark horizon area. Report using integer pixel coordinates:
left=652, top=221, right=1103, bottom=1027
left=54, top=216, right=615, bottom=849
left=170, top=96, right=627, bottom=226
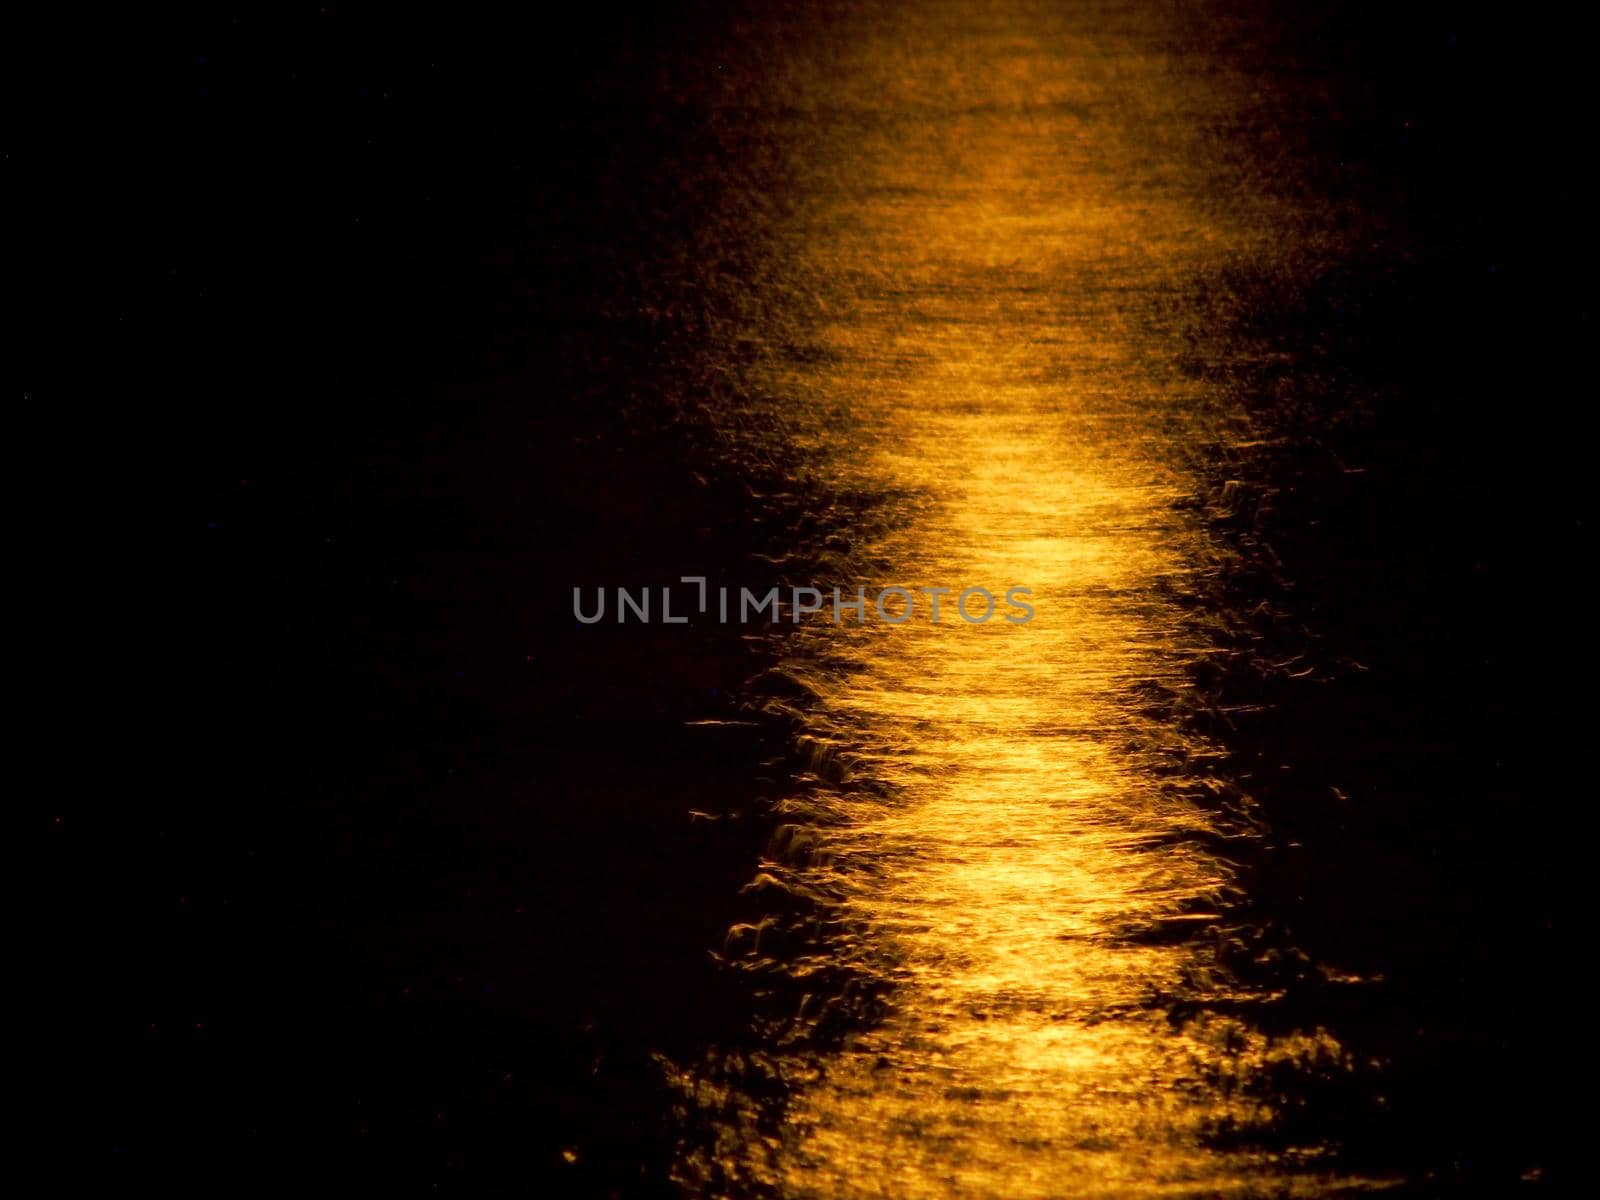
left=36, top=2, right=1585, bottom=1195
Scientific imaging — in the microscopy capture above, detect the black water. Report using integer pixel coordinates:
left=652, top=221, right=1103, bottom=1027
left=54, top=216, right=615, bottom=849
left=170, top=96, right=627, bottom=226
left=45, top=2, right=1584, bottom=1194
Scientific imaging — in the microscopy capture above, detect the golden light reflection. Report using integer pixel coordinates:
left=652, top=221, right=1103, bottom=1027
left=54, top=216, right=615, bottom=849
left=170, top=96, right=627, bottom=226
left=668, top=2, right=1371, bottom=1195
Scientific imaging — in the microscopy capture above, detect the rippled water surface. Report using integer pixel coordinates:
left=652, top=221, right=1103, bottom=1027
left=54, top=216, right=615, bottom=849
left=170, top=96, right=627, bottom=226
left=644, top=2, right=1380, bottom=1194
left=113, top=0, right=1570, bottom=1194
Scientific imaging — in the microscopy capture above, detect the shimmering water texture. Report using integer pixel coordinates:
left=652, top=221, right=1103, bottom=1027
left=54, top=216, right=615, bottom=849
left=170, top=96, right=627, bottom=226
left=654, top=2, right=1395, bottom=1196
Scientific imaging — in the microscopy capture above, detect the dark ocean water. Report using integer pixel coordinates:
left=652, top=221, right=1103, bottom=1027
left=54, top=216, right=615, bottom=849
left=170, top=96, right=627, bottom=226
left=47, top=1, right=1583, bottom=1195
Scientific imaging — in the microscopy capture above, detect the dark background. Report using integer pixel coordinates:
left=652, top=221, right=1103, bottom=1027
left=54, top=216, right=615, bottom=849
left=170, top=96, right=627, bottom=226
left=32, top=2, right=1585, bottom=1194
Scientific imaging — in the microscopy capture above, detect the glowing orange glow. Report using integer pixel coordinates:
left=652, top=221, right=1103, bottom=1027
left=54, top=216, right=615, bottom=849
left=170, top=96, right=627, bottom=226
left=661, top=2, right=1377, bottom=1195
